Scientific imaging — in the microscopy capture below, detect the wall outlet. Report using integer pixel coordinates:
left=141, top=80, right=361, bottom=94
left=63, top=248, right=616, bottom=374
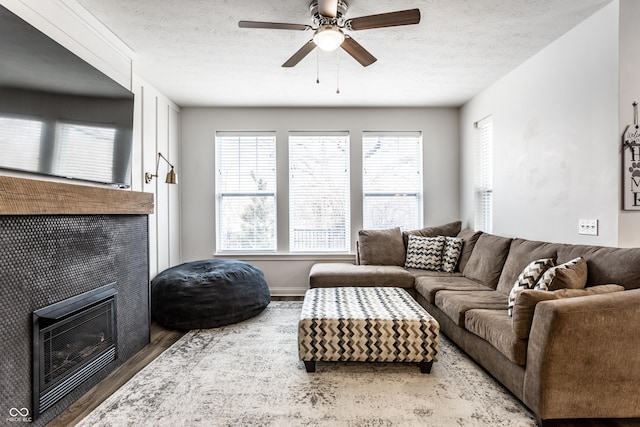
left=578, top=219, right=598, bottom=236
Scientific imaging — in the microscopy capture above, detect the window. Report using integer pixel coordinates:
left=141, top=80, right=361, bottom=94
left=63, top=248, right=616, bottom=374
left=475, top=117, right=493, bottom=233
left=362, top=132, right=423, bottom=230
left=215, top=132, right=277, bottom=251
left=289, top=132, right=350, bottom=252
left=54, top=122, right=116, bottom=183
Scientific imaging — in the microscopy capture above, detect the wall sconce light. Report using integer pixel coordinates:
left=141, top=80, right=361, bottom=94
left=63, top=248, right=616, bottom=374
left=145, top=152, right=177, bottom=184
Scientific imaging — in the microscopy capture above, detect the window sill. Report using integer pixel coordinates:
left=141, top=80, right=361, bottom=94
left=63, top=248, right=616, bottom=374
left=214, top=252, right=356, bottom=262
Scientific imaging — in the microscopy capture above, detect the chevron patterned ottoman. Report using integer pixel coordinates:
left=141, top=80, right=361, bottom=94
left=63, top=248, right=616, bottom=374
left=298, top=287, right=439, bottom=373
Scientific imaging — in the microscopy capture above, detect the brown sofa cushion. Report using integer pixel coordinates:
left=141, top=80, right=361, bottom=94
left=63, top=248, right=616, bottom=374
left=415, top=276, right=491, bottom=303
left=534, top=257, right=587, bottom=291
left=402, top=220, right=462, bottom=247
left=308, top=263, right=414, bottom=288
left=495, top=239, right=560, bottom=295
left=512, top=284, right=625, bottom=339
left=435, top=290, right=508, bottom=326
left=455, top=228, right=483, bottom=273
left=358, top=227, right=405, bottom=266
left=556, top=244, right=640, bottom=290
left=465, top=308, right=528, bottom=366
left=462, top=233, right=512, bottom=288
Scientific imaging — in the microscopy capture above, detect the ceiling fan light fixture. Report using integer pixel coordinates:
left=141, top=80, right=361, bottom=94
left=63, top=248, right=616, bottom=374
left=313, top=26, right=345, bottom=51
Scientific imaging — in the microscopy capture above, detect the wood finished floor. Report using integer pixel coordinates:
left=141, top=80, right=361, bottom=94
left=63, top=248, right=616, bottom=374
left=48, top=321, right=184, bottom=427
left=49, top=296, right=639, bottom=427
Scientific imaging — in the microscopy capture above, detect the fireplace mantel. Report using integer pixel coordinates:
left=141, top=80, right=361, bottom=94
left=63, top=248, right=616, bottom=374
left=0, top=176, right=154, bottom=215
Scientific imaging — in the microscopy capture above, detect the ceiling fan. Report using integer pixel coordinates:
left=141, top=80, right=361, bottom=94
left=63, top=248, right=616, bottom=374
left=238, top=0, right=421, bottom=68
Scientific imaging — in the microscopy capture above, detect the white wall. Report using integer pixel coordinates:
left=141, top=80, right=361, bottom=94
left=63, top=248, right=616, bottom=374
left=2, top=0, right=182, bottom=278
left=617, top=0, right=640, bottom=247
left=131, top=75, right=182, bottom=277
left=460, top=1, right=620, bottom=245
left=180, top=107, right=459, bottom=295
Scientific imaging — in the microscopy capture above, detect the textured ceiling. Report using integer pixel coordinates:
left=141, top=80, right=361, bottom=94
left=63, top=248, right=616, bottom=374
left=76, top=0, right=612, bottom=107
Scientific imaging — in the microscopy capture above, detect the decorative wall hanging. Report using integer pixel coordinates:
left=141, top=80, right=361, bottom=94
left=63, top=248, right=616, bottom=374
left=623, top=101, right=640, bottom=210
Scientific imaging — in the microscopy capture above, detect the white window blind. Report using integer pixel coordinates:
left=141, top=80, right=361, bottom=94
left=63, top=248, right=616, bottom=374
left=215, top=132, right=277, bottom=251
left=475, top=117, right=493, bottom=233
left=289, top=132, right=350, bottom=252
left=362, top=132, right=423, bottom=230
left=0, top=116, right=43, bottom=171
left=54, top=122, right=116, bottom=183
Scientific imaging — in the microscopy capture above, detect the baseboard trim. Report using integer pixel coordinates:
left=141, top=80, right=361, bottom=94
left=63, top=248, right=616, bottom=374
left=269, top=287, right=307, bottom=297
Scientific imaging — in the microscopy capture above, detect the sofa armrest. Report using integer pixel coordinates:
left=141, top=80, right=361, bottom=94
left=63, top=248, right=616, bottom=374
left=523, top=289, right=640, bottom=420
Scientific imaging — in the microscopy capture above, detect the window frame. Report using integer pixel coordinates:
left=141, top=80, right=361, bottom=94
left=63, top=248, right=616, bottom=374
left=474, top=116, right=493, bottom=233
left=362, top=131, right=424, bottom=231
left=214, top=131, right=277, bottom=252
left=288, top=131, right=351, bottom=253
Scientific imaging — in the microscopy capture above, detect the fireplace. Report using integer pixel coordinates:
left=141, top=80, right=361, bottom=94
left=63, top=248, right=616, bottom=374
left=32, top=283, right=118, bottom=419
left=0, top=176, right=153, bottom=426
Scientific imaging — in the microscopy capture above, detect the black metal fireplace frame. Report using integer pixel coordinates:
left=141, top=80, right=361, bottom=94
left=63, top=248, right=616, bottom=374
left=32, top=282, right=118, bottom=419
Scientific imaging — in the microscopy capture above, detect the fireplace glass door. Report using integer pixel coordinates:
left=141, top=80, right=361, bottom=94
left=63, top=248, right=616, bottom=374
left=33, top=283, right=117, bottom=418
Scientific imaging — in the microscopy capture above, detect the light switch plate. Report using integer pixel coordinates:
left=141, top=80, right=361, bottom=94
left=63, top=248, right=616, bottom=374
left=578, top=219, right=598, bottom=236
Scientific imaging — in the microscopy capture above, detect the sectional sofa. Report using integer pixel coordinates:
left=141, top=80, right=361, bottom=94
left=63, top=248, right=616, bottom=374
left=308, top=221, right=640, bottom=426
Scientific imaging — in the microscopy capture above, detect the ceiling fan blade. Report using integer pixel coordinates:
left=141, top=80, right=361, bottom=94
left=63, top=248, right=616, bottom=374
left=341, top=36, right=377, bottom=67
left=282, top=40, right=316, bottom=67
left=238, top=21, right=311, bottom=31
left=317, top=0, right=339, bottom=18
left=346, top=8, right=421, bottom=31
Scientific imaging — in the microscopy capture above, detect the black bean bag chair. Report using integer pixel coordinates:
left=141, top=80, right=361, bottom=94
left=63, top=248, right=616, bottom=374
left=151, top=259, right=270, bottom=330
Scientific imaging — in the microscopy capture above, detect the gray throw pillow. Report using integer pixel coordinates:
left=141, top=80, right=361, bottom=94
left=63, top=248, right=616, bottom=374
left=358, top=227, right=406, bottom=266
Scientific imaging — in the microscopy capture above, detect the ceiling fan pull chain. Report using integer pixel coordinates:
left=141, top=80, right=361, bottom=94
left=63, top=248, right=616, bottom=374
left=336, top=49, right=340, bottom=94
left=316, top=49, right=320, bottom=84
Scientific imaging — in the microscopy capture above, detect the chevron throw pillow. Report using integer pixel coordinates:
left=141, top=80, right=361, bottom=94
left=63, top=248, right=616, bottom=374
left=442, top=237, right=464, bottom=273
left=507, top=258, right=554, bottom=317
left=405, top=235, right=446, bottom=271
left=534, top=257, right=586, bottom=291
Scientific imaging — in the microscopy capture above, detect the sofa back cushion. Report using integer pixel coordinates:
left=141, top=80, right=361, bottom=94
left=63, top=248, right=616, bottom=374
left=556, top=244, right=640, bottom=290
left=358, top=227, right=405, bottom=266
left=402, top=220, right=461, bottom=248
left=495, top=239, right=560, bottom=295
left=462, top=233, right=512, bottom=288
left=456, top=228, right=483, bottom=273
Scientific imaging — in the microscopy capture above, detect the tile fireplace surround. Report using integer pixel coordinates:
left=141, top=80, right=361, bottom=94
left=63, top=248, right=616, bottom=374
left=0, top=176, right=153, bottom=425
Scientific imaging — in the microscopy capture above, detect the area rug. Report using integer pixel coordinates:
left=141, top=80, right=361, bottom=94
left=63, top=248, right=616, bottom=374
left=78, top=302, right=536, bottom=426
